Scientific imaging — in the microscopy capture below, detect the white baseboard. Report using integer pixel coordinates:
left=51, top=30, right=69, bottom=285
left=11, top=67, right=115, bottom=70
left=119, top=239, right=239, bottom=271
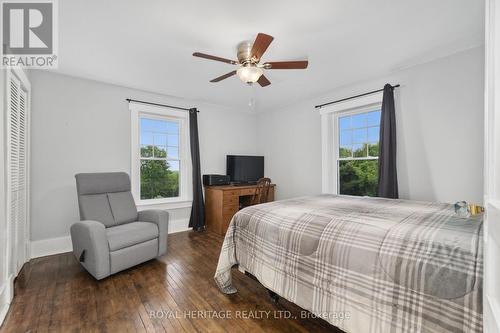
left=0, top=275, right=14, bottom=327
left=30, top=218, right=192, bottom=259
left=168, top=218, right=191, bottom=234
left=0, top=286, right=8, bottom=327
left=30, top=235, right=73, bottom=259
left=169, top=227, right=192, bottom=234
left=485, top=295, right=500, bottom=333
left=0, top=303, right=7, bottom=328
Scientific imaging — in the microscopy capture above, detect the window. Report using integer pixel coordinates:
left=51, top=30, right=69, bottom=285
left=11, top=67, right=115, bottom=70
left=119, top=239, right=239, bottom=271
left=319, top=91, right=382, bottom=196
left=140, top=117, right=180, bottom=199
left=130, top=102, right=191, bottom=208
left=337, top=110, right=381, bottom=196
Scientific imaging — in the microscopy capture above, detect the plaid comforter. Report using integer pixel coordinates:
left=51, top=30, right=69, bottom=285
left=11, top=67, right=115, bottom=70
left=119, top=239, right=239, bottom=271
left=214, top=195, right=483, bottom=333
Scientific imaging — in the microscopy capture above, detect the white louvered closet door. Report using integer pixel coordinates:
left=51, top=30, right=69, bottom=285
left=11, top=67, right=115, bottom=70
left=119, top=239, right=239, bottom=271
left=7, top=73, right=29, bottom=276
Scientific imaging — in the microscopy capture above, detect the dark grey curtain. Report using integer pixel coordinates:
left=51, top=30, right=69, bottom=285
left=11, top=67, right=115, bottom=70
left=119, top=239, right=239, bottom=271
left=188, top=108, right=205, bottom=231
left=377, top=84, right=399, bottom=198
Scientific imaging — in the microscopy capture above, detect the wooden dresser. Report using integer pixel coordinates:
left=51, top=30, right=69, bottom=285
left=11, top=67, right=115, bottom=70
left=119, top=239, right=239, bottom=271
left=204, top=184, right=275, bottom=235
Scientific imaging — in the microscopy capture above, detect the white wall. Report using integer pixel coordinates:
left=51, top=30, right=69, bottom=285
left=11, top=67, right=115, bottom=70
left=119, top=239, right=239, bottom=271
left=29, top=71, right=257, bottom=251
left=27, top=47, right=485, bottom=257
left=257, top=47, right=484, bottom=204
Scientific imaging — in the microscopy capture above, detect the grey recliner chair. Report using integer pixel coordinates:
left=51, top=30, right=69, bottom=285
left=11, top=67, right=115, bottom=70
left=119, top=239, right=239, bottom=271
left=70, top=172, right=168, bottom=280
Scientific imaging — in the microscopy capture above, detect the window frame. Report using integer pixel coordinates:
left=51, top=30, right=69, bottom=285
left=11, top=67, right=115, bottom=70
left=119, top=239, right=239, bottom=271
left=320, top=92, right=382, bottom=195
left=130, top=102, right=192, bottom=209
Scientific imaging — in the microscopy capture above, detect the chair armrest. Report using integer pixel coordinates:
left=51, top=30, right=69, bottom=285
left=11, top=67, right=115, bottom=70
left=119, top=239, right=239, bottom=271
left=138, top=210, right=169, bottom=256
left=70, top=220, right=110, bottom=279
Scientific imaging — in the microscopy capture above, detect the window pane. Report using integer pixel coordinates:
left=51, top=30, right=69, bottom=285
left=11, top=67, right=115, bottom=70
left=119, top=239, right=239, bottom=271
left=141, top=118, right=168, bottom=133
left=353, top=129, right=367, bottom=144
left=339, top=116, right=350, bottom=130
left=368, top=143, right=379, bottom=157
left=154, top=146, right=167, bottom=158
left=353, top=143, right=367, bottom=158
left=366, top=110, right=381, bottom=126
left=166, top=122, right=179, bottom=134
left=368, top=126, right=379, bottom=142
left=141, top=145, right=153, bottom=158
left=351, top=113, right=366, bottom=128
left=339, top=145, right=352, bottom=158
left=141, top=117, right=179, bottom=136
left=167, top=134, right=179, bottom=146
left=168, top=147, right=179, bottom=159
left=141, top=132, right=153, bottom=145
left=168, top=160, right=180, bottom=172
left=339, top=159, right=378, bottom=196
left=140, top=160, right=179, bottom=199
left=154, top=134, right=167, bottom=146
left=340, top=130, right=352, bottom=145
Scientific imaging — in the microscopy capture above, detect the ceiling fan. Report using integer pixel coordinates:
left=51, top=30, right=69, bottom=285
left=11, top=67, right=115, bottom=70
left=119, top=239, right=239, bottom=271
left=192, top=33, right=308, bottom=87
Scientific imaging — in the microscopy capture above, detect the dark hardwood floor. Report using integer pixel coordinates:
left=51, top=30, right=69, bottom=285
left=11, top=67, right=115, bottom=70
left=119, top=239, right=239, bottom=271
left=1, top=231, right=340, bottom=333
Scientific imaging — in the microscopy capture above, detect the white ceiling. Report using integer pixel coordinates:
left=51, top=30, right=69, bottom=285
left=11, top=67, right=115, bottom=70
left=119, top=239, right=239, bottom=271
left=54, top=0, right=484, bottom=112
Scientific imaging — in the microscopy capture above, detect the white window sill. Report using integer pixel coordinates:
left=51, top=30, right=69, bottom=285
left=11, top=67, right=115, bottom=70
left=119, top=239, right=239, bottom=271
left=137, top=199, right=192, bottom=211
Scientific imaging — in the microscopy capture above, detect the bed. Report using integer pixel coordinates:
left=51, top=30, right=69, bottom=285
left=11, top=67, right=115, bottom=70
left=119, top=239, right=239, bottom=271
left=214, top=195, right=483, bottom=333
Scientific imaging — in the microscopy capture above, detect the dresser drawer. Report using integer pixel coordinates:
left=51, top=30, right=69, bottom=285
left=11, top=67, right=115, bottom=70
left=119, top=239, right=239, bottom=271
left=239, top=188, right=256, bottom=196
left=223, top=190, right=240, bottom=197
left=223, top=195, right=239, bottom=206
left=223, top=204, right=238, bottom=215
left=204, top=184, right=275, bottom=235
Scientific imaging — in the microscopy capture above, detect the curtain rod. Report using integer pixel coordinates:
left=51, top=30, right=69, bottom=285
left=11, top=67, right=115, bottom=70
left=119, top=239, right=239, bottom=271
left=314, top=84, right=400, bottom=109
left=126, top=98, right=199, bottom=112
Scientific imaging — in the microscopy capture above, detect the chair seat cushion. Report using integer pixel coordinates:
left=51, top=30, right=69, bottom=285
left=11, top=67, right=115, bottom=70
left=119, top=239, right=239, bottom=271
left=106, top=222, right=158, bottom=251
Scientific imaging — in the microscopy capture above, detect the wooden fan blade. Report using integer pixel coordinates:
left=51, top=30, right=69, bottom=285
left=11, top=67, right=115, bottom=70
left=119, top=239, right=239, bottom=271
left=257, top=75, right=271, bottom=87
left=250, top=33, right=274, bottom=60
left=264, top=60, right=308, bottom=69
left=193, top=52, right=238, bottom=65
left=210, top=70, right=237, bottom=82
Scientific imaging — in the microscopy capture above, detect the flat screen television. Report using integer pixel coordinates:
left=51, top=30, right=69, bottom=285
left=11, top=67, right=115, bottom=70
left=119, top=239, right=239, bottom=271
left=226, top=155, right=264, bottom=184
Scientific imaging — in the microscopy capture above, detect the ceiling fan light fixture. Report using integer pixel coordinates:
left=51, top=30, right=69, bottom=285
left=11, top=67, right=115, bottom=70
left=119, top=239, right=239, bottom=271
left=193, top=32, right=308, bottom=87
left=237, top=65, right=263, bottom=83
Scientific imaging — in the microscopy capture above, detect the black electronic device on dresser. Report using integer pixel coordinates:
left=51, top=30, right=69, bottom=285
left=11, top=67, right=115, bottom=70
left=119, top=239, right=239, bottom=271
left=203, top=174, right=230, bottom=186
